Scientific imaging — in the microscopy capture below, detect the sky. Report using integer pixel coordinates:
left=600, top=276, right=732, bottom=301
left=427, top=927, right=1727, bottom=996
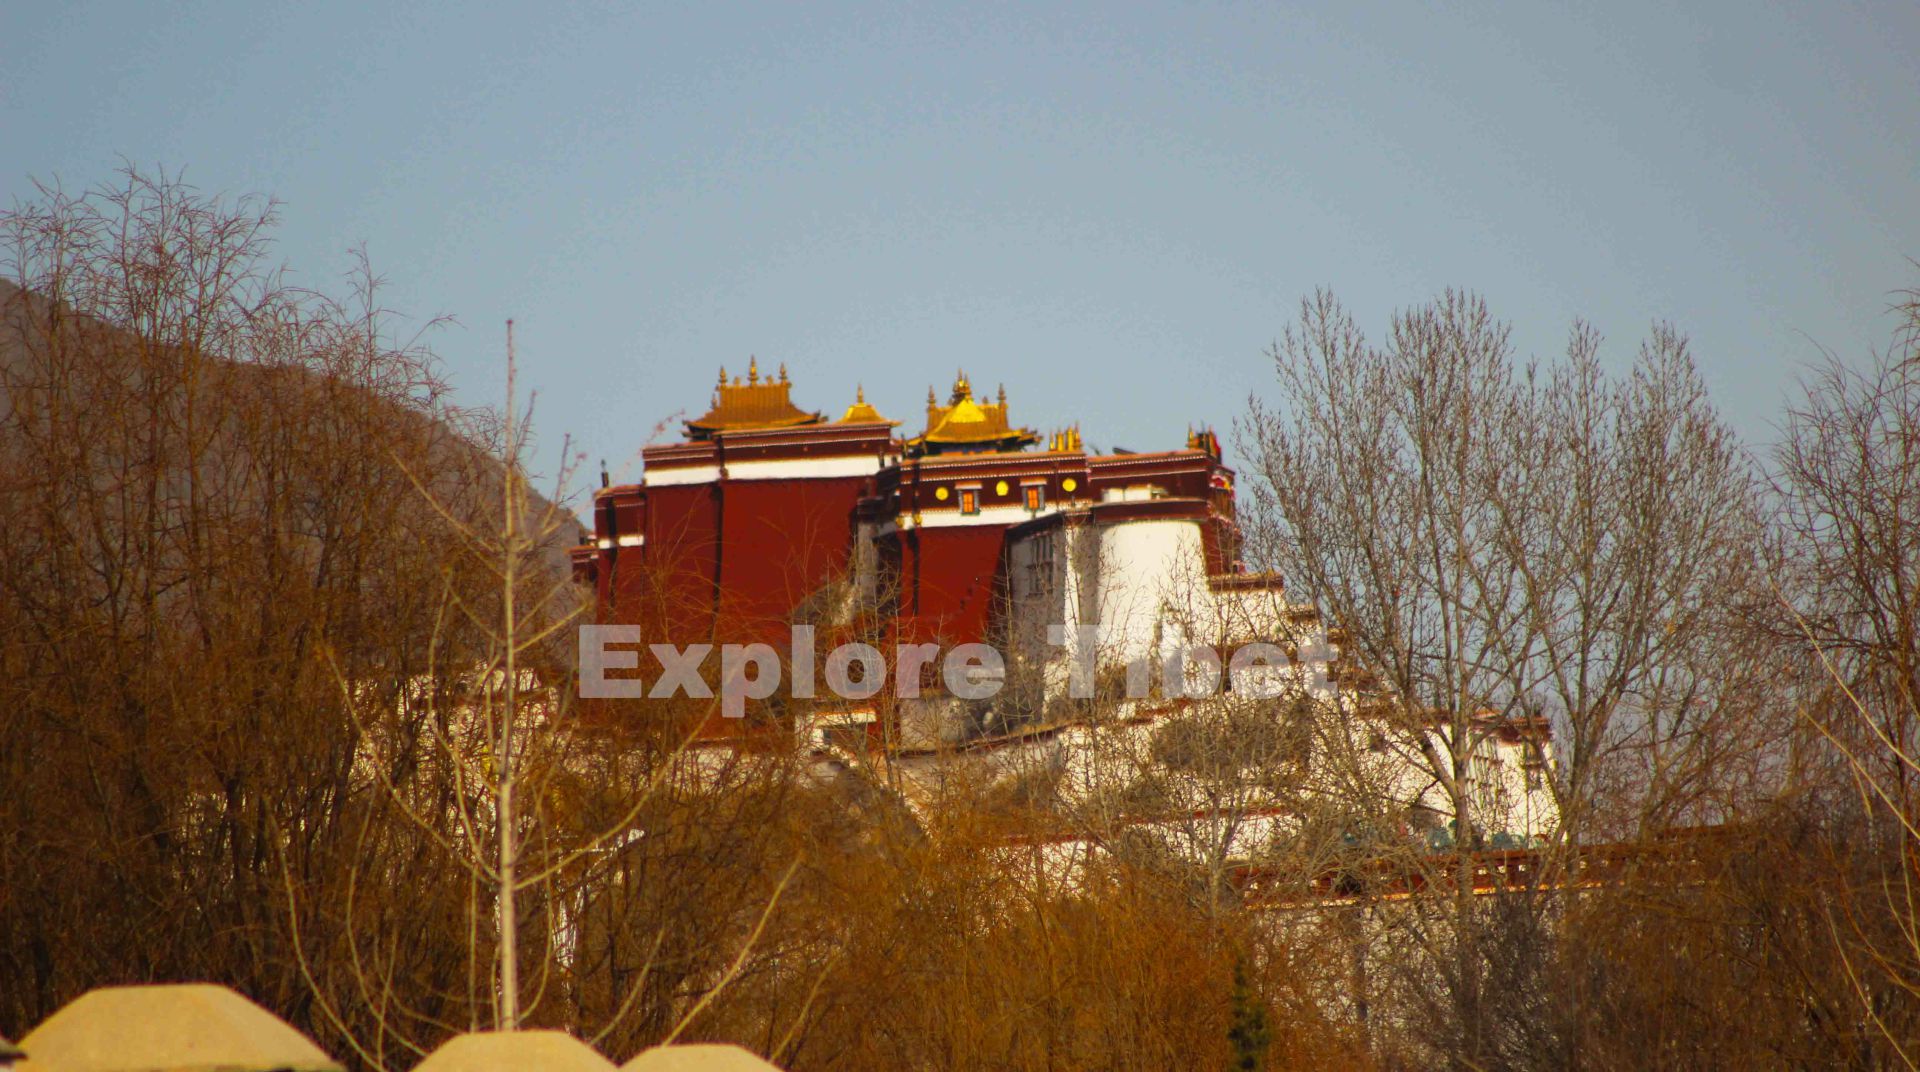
left=5, top=2, right=1917, bottom=488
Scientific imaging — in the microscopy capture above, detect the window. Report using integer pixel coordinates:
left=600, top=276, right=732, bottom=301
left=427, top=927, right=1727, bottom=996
left=1024, top=531, right=1055, bottom=597
left=1471, top=754, right=1502, bottom=788
left=1024, top=484, right=1044, bottom=511
left=959, top=488, right=979, bottom=515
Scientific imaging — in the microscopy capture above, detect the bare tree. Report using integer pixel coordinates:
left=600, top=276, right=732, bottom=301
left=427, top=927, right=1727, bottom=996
left=0, top=169, right=798, bottom=1069
left=1770, top=288, right=1920, bottom=1066
left=1240, top=289, right=1768, bottom=1066
left=0, top=168, right=497, bottom=1054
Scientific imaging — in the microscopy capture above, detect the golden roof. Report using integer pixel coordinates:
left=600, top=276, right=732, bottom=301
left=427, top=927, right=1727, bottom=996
left=838, top=384, right=898, bottom=425
left=908, top=371, right=1039, bottom=456
left=685, top=357, right=824, bottom=439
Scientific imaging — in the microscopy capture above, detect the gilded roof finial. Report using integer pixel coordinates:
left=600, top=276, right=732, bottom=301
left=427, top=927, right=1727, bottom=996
left=839, top=383, right=895, bottom=425
left=718, top=365, right=728, bottom=387
left=748, top=356, right=760, bottom=385
left=997, top=383, right=1006, bottom=407
left=778, top=362, right=789, bottom=384
left=953, top=369, right=971, bottom=401
left=927, top=385, right=937, bottom=406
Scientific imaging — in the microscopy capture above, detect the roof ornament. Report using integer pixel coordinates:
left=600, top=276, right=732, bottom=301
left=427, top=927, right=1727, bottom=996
left=910, top=372, right=1041, bottom=457
left=839, top=383, right=897, bottom=425
left=684, top=357, right=824, bottom=439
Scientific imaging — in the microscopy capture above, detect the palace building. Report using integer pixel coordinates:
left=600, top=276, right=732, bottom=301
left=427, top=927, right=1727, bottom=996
left=571, top=362, right=1267, bottom=705
left=572, top=363, right=1559, bottom=852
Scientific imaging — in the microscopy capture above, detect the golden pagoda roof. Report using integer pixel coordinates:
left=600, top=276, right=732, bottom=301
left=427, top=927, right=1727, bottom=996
left=685, top=358, right=824, bottom=439
left=838, top=384, right=898, bottom=425
left=907, top=371, right=1040, bottom=456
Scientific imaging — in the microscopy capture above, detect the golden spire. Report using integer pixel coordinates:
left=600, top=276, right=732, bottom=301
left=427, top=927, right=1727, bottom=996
left=748, top=355, right=760, bottom=385
left=718, top=365, right=728, bottom=387
left=839, top=383, right=896, bottom=425
left=778, top=362, right=789, bottom=384
left=911, top=373, right=1041, bottom=456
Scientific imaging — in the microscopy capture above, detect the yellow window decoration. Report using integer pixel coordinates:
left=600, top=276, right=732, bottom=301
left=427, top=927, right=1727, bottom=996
left=995, top=480, right=1009, bottom=495
left=1062, top=477, right=1078, bottom=493
left=935, top=486, right=950, bottom=501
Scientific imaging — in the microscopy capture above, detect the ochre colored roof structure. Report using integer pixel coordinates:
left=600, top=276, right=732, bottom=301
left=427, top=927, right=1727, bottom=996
left=17, top=983, right=342, bottom=1072
left=685, top=358, right=823, bottom=439
left=620, top=1043, right=784, bottom=1072
left=413, top=1030, right=615, bottom=1072
left=907, top=371, right=1039, bottom=456
left=1187, top=425, right=1222, bottom=458
left=837, top=384, right=896, bottom=425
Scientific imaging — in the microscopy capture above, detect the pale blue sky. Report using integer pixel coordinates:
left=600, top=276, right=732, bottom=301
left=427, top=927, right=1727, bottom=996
left=5, top=2, right=1916, bottom=484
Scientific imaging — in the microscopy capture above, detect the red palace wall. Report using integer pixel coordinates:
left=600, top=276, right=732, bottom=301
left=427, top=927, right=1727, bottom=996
left=891, top=525, right=1010, bottom=648
left=583, top=423, right=896, bottom=650
left=571, top=392, right=1243, bottom=739
left=713, top=473, right=872, bottom=645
